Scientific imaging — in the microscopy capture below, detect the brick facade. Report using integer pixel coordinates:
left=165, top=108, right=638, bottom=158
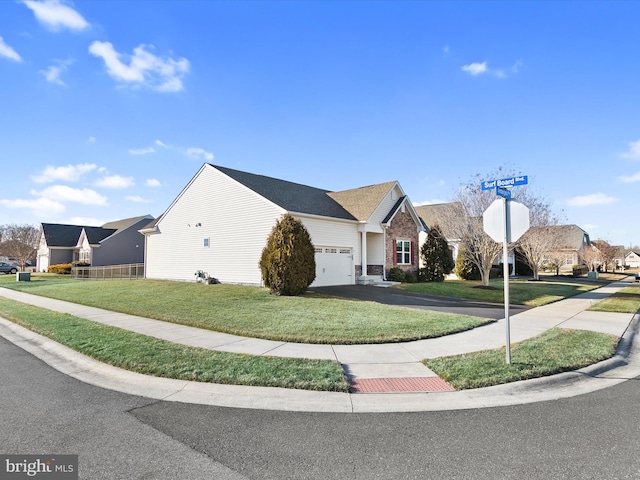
left=385, top=208, right=419, bottom=278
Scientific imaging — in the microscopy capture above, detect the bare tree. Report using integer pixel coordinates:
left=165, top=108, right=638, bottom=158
left=445, top=172, right=508, bottom=286
left=581, top=244, right=603, bottom=273
left=592, top=239, right=618, bottom=272
left=515, top=195, right=562, bottom=280
left=0, top=224, right=41, bottom=270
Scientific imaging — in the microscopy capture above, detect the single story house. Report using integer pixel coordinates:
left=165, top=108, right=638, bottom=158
left=625, top=251, right=640, bottom=268
left=141, top=163, right=424, bottom=287
left=413, top=202, right=461, bottom=268
left=36, top=215, right=153, bottom=272
left=541, top=224, right=592, bottom=273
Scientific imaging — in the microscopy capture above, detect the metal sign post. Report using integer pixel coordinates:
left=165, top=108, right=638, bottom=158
left=482, top=175, right=530, bottom=365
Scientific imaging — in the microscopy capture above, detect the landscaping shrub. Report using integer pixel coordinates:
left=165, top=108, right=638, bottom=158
left=48, top=263, right=72, bottom=274
left=259, top=214, right=316, bottom=296
left=420, top=224, right=455, bottom=282
left=404, top=271, right=416, bottom=283
left=454, top=249, right=481, bottom=281
left=387, top=267, right=406, bottom=282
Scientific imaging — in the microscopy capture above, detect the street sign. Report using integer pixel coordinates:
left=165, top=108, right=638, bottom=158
left=483, top=199, right=530, bottom=243
left=482, top=197, right=530, bottom=365
left=481, top=175, right=528, bottom=190
left=496, top=187, right=512, bottom=199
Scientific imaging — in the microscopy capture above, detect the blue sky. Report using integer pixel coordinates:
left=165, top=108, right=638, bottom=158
left=1, top=1, right=639, bottom=247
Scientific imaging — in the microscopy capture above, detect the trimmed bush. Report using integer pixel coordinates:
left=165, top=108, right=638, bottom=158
left=48, top=263, right=72, bottom=274
left=259, top=214, right=316, bottom=296
left=454, top=247, right=481, bottom=281
left=387, top=267, right=405, bottom=282
left=420, top=224, right=455, bottom=282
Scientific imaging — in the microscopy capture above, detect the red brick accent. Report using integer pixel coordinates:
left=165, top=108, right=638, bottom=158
left=385, top=207, right=420, bottom=277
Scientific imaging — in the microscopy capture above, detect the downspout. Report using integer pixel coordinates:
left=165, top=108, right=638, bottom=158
left=382, top=225, right=388, bottom=281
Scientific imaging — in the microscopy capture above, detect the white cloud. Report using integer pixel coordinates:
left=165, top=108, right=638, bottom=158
left=155, top=139, right=169, bottom=148
left=23, top=0, right=89, bottom=32
left=31, top=163, right=97, bottom=183
left=461, top=61, right=487, bottom=76
left=129, top=147, right=155, bottom=155
left=31, top=185, right=108, bottom=205
left=442, top=45, right=450, bottom=56
left=0, top=36, right=22, bottom=62
left=146, top=178, right=161, bottom=187
left=186, top=147, right=214, bottom=161
left=89, top=41, right=190, bottom=92
left=0, top=196, right=65, bottom=215
left=619, top=171, right=640, bottom=183
left=462, top=60, right=523, bottom=78
left=68, top=216, right=102, bottom=226
left=566, top=193, right=619, bottom=207
left=413, top=199, right=448, bottom=206
left=94, top=175, right=134, bottom=189
left=125, top=195, right=151, bottom=203
left=87, top=136, right=96, bottom=143
left=39, top=58, right=74, bottom=86
left=620, top=139, right=640, bottom=160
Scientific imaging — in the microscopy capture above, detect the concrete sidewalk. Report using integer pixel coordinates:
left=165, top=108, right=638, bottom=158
left=0, top=279, right=638, bottom=412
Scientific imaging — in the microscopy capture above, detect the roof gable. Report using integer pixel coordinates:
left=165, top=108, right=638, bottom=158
left=41, top=223, right=86, bottom=247
left=327, top=181, right=397, bottom=222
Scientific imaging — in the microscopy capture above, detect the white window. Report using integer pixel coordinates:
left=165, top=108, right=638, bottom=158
left=565, top=254, right=573, bottom=265
left=396, top=240, right=411, bottom=265
left=203, top=238, right=210, bottom=248
left=79, top=250, right=90, bottom=263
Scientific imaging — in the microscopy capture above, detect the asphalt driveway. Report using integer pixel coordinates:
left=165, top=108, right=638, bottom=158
left=310, top=284, right=529, bottom=319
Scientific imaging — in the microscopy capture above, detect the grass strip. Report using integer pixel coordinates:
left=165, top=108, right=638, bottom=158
left=588, top=286, right=640, bottom=314
left=0, top=297, right=349, bottom=392
left=425, top=328, right=619, bottom=390
left=398, top=278, right=602, bottom=306
left=0, top=275, right=490, bottom=344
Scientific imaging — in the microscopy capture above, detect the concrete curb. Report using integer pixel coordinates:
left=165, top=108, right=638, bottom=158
left=1, top=313, right=639, bottom=413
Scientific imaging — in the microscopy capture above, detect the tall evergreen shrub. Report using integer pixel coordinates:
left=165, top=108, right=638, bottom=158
left=420, top=224, right=455, bottom=282
left=259, top=214, right=316, bottom=295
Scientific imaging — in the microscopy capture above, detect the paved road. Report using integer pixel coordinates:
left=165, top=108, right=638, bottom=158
left=4, top=333, right=640, bottom=479
left=311, top=285, right=529, bottom=319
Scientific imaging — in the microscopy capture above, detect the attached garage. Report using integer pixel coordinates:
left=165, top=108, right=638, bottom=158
left=312, top=246, right=353, bottom=287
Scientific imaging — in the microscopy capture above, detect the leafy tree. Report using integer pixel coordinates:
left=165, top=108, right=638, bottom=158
left=420, top=224, right=454, bottom=282
left=259, top=214, right=316, bottom=296
left=0, top=224, right=40, bottom=270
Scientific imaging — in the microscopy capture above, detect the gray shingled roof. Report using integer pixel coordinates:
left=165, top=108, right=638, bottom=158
left=84, top=226, right=117, bottom=244
left=546, top=224, right=589, bottom=249
left=214, top=165, right=357, bottom=220
left=414, top=203, right=460, bottom=239
left=41, top=223, right=86, bottom=247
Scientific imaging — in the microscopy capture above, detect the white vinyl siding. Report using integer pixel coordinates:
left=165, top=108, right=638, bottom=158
left=145, top=165, right=285, bottom=284
left=368, top=184, right=404, bottom=226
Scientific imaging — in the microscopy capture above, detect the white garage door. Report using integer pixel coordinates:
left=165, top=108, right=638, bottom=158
left=311, top=247, right=353, bottom=287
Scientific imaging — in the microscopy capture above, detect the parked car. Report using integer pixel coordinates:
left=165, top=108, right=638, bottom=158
left=0, top=262, right=18, bottom=274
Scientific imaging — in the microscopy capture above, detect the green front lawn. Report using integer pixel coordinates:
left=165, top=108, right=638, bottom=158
left=0, top=275, right=489, bottom=344
left=588, top=286, right=640, bottom=314
left=425, top=328, right=620, bottom=389
left=0, top=296, right=349, bottom=392
left=398, top=276, right=605, bottom=307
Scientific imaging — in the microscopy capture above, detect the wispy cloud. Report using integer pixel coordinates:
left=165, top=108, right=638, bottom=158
left=619, top=171, right=640, bottom=183
left=0, top=196, right=65, bottom=215
left=462, top=59, right=523, bottom=78
left=31, top=185, right=108, bottom=205
left=129, top=147, right=155, bottom=155
left=89, top=41, right=190, bottom=92
left=0, top=36, right=22, bottom=62
left=87, top=136, right=96, bottom=143
left=40, top=58, right=74, bottom=86
left=620, top=139, right=640, bottom=160
left=566, top=193, right=619, bottom=207
left=186, top=147, right=214, bottom=161
left=68, top=216, right=102, bottom=226
left=146, top=178, right=161, bottom=187
left=31, top=163, right=97, bottom=183
left=155, top=139, right=168, bottom=148
left=94, top=175, right=134, bottom=189
left=23, top=0, right=89, bottom=32
left=442, top=45, right=450, bottom=56
left=125, top=195, right=151, bottom=203
left=461, top=61, right=487, bottom=76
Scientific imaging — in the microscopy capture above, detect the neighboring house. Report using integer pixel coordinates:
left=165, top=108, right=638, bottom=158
left=141, top=163, right=424, bottom=287
left=612, top=245, right=627, bottom=269
left=36, top=215, right=153, bottom=272
left=542, top=224, right=591, bottom=272
left=625, top=251, right=640, bottom=268
left=413, top=203, right=461, bottom=268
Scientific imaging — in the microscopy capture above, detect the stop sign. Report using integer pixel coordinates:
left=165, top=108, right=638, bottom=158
left=483, top=199, right=530, bottom=243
